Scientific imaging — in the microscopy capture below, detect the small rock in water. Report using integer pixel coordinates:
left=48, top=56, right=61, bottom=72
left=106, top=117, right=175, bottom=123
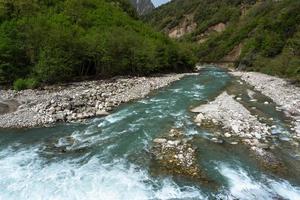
left=211, top=137, right=224, bottom=144
left=224, top=132, right=232, bottom=138
left=230, top=141, right=238, bottom=145
left=280, top=137, right=290, bottom=141
left=264, top=101, right=269, bottom=105
left=271, top=125, right=277, bottom=129
left=236, top=97, right=242, bottom=101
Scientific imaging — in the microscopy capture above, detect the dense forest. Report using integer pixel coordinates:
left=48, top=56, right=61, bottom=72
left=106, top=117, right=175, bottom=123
left=0, top=0, right=196, bottom=90
left=145, top=0, right=300, bottom=82
left=1, top=0, right=299, bottom=90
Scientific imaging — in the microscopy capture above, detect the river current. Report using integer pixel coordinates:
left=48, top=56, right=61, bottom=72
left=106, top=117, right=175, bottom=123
left=0, top=67, right=299, bottom=199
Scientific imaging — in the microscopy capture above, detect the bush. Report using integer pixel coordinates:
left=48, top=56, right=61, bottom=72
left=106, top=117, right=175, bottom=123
left=13, top=78, right=38, bottom=91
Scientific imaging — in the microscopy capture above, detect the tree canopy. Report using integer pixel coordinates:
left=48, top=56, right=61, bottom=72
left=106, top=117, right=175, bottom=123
left=0, top=0, right=196, bottom=89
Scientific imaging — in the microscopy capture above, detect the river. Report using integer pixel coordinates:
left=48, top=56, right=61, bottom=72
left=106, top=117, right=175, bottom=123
left=0, top=67, right=299, bottom=199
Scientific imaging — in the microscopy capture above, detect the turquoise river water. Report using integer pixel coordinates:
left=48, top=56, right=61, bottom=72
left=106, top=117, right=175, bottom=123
left=0, top=67, right=300, bottom=199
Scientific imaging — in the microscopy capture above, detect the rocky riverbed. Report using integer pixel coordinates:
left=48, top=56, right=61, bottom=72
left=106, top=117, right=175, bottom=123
left=191, top=92, right=272, bottom=147
left=0, top=74, right=190, bottom=128
left=150, top=129, right=214, bottom=186
left=231, top=71, right=300, bottom=135
left=191, top=91, right=290, bottom=174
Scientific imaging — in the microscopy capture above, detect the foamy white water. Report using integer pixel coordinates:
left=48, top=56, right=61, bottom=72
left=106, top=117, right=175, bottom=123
left=1, top=144, right=300, bottom=200
left=217, top=164, right=300, bottom=200
left=0, top=147, right=204, bottom=200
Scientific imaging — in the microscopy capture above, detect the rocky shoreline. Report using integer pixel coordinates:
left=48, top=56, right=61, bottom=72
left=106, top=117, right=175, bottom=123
left=231, top=71, right=300, bottom=135
left=191, top=91, right=289, bottom=174
left=191, top=92, right=272, bottom=148
left=0, top=74, right=190, bottom=129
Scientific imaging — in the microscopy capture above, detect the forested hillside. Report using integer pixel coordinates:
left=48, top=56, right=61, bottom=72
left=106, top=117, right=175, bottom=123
left=145, top=0, right=300, bottom=82
left=0, top=0, right=196, bottom=90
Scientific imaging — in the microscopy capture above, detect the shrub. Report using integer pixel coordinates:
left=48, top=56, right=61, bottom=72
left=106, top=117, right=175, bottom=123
left=13, top=78, right=38, bottom=91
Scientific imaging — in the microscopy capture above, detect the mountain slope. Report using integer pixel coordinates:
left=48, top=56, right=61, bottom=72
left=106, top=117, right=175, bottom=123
left=130, top=0, right=155, bottom=15
left=0, top=0, right=195, bottom=89
left=145, top=0, right=252, bottom=38
left=145, top=0, right=300, bottom=81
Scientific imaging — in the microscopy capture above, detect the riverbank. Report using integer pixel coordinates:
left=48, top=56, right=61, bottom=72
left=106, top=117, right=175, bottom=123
left=192, top=91, right=271, bottom=141
left=191, top=91, right=296, bottom=175
left=0, top=74, right=191, bottom=129
left=190, top=70, right=300, bottom=174
left=191, top=92, right=275, bottom=150
left=231, top=71, right=300, bottom=135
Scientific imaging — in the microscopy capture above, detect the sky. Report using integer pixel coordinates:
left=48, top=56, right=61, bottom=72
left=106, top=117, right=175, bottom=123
left=152, top=0, right=170, bottom=7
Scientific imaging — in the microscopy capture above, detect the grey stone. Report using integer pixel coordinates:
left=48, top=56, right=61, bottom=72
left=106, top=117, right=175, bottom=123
left=224, top=132, right=232, bottom=138
left=153, top=138, right=167, bottom=144
left=96, top=110, right=109, bottom=116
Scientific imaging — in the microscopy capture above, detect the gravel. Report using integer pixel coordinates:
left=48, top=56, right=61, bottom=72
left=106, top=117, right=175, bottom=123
left=191, top=91, right=271, bottom=145
left=231, top=71, right=300, bottom=135
left=191, top=91, right=286, bottom=169
left=0, top=74, right=190, bottom=128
